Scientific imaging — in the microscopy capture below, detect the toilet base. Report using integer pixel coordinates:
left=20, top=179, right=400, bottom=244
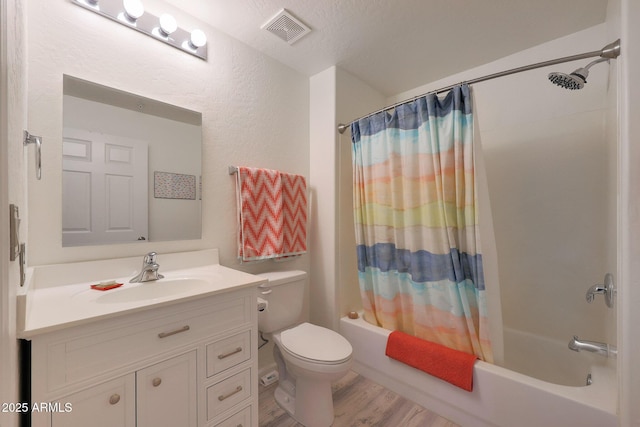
left=274, top=382, right=296, bottom=419
left=270, top=329, right=351, bottom=427
left=274, top=376, right=335, bottom=427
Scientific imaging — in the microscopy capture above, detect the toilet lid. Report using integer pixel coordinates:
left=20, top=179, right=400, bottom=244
left=280, top=323, right=352, bottom=363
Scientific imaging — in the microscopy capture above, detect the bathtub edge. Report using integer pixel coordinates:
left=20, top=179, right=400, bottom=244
left=339, top=315, right=617, bottom=427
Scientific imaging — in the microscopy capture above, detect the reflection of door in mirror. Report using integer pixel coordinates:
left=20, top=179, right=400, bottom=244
left=62, top=75, right=203, bottom=247
left=62, top=129, right=148, bottom=246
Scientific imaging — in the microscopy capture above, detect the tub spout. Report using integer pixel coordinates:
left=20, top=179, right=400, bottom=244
left=568, top=336, right=617, bottom=358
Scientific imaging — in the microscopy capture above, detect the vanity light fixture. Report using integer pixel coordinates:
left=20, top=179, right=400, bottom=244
left=72, top=0, right=207, bottom=60
left=121, top=0, right=144, bottom=24
left=158, top=14, right=177, bottom=37
left=189, top=29, right=207, bottom=49
left=78, top=0, right=99, bottom=9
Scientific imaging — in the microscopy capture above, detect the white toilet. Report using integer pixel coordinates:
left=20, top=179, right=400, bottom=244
left=257, top=270, right=353, bottom=427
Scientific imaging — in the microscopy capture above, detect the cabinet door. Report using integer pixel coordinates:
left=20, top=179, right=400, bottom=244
left=137, top=350, right=197, bottom=427
left=51, top=375, right=135, bottom=427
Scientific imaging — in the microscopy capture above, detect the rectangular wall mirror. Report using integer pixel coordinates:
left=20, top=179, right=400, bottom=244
left=62, top=75, right=202, bottom=247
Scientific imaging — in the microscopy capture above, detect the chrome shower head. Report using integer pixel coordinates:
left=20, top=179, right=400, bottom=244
left=548, top=39, right=619, bottom=90
left=548, top=70, right=587, bottom=90
left=548, top=56, right=610, bottom=90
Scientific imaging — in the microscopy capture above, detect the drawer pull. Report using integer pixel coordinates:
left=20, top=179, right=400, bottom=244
left=152, top=377, right=162, bottom=387
left=218, top=347, right=243, bottom=360
left=218, top=385, right=243, bottom=402
left=158, top=325, right=190, bottom=338
left=109, top=394, right=120, bottom=405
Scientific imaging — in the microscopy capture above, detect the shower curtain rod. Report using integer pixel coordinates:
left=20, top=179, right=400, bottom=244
left=337, top=39, right=621, bottom=134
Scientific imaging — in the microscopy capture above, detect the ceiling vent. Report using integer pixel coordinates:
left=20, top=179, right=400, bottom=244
left=261, top=9, right=311, bottom=45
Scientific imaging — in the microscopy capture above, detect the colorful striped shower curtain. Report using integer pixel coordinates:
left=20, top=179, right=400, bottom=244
left=351, top=85, right=493, bottom=362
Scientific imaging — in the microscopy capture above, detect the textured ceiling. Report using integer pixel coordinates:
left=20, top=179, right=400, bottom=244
left=165, top=0, right=609, bottom=96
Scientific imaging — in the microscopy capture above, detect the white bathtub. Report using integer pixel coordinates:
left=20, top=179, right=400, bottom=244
left=501, top=326, right=609, bottom=387
left=340, top=315, right=617, bottom=427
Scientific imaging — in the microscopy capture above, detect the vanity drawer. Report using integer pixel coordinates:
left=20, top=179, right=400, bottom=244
left=213, top=405, right=251, bottom=427
left=206, top=331, right=251, bottom=377
left=206, top=368, right=252, bottom=422
left=40, top=294, right=252, bottom=393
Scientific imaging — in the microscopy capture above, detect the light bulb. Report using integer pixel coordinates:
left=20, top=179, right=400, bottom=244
left=189, top=29, right=207, bottom=49
left=122, top=0, right=144, bottom=22
left=159, top=14, right=177, bottom=37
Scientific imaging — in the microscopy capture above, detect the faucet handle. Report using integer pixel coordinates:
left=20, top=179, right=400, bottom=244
left=586, top=273, right=615, bottom=308
left=585, top=285, right=606, bottom=303
left=144, top=252, right=158, bottom=264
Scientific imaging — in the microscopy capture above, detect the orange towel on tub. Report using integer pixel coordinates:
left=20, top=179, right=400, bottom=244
left=385, top=330, right=477, bottom=391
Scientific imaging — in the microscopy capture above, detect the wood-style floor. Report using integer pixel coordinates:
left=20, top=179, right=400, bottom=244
left=258, top=370, right=460, bottom=427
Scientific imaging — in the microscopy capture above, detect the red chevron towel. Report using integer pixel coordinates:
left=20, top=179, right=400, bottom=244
left=281, top=172, right=308, bottom=256
left=385, top=330, right=477, bottom=391
left=236, top=167, right=307, bottom=261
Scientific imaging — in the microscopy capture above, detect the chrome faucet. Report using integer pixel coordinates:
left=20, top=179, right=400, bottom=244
left=130, top=252, right=165, bottom=283
left=568, top=336, right=617, bottom=358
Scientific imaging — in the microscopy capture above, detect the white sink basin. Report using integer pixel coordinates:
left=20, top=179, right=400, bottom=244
left=96, top=278, right=210, bottom=304
left=17, top=249, right=269, bottom=338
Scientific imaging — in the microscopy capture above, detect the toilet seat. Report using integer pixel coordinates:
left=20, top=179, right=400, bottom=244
left=279, top=322, right=352, bottom=365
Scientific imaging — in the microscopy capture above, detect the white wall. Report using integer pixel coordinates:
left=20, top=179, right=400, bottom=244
left=308, top=66, right=386, bottom=331
left=0, top=1, right=26, bottom=427
left=335, top=69, right=386, bottom=318
left=25, top=0, right=309, bottom=278
left=618, top=0, right=640, bottom=423
left=384, top=25, right=614, bottom=348
left=604, top=0, right=620, bottom=362
left=309, top=67, right=338, bottom=330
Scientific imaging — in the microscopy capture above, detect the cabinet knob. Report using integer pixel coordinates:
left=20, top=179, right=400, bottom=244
left=152, top=377, right=162, bottom=387
left=109, top=394, right=120, bottom=405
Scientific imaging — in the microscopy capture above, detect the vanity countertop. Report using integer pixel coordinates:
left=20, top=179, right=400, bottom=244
left=17, top=249, right=266, bottom=338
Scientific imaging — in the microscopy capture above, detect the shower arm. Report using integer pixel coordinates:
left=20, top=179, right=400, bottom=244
left=337, top=39, right=621, bottom=134
left=580, top=57, right=610, bottom=73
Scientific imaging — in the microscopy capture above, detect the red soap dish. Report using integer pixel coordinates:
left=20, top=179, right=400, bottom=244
left=90, top=283, right=123, bottom=291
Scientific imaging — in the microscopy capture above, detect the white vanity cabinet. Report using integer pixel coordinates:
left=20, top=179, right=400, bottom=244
left=51, top=375, right=136, bottom=427
left=27, top=286, right=258, bottom=427
left=136, top=350, right=197, bottom=427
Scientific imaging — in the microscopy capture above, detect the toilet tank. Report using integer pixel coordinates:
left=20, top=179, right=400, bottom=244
left=257, top=270, right=307, bottom=333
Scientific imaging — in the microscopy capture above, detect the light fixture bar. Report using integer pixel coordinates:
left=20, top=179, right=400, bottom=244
left=72, top=0, right=207, bottom=60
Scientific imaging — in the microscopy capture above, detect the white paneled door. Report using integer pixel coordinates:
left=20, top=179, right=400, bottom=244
left=62, top=128, right=148, bottom=246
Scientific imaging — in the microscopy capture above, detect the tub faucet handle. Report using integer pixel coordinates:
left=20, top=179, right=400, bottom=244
left=585, top=285, right=606, bottom=303
left=585, top=273, right=615, bottom=308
